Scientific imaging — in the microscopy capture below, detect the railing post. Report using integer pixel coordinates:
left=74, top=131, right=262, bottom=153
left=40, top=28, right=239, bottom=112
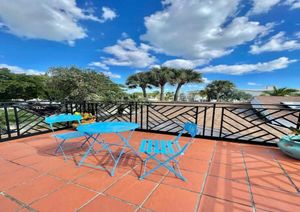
left=4, top=105, right=11, bottom=139
left=95, top=103, right=98, bottom=117
left=203, top=106, right=207, bottom=136
left=70, top=103, right=73, bottom=114
left=146, top=104, right=149, bottom=130
left=13, top=106, right=20, bottom=137
left=65, top=102, right=69, bottom=114
left=297, top=111, right=300, bottom=130
left=129, top=102, right=132, bottom=122
left=195, top=106, right=199, bottom=125
left=135, top=102, right=138, bottom=123
left=219, top=107, right=224, bottom=138
left=140, top=104, right=144, bottom=129
left=211, top=103, right=216, bottom=137
left=83, top=101, right=86, bottom=112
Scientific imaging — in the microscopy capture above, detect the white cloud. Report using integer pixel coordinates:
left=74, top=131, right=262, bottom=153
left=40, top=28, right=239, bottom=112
left=285, top=0, right=300, bottom=9
left=101, top=7, right=117, bottom=21
left=295, top=31, right=300, bottom=38
left=197, top=57, right=297, bottom=75
left=162, top=59, right=208, bottom=69
left=248, top=82, right=260, bottom=86
left=248, top=0, right=281, bottom=15
left=0, top=1, right=114, bottom=45
left=202, top=77, right=211, bottom=84
left=88, top=62, right=109, bottom=70
left=0, top=64, right=44, bottom=75
left=100, top=71, right=121, bottom=79
left=141, top=0, right=270, bottom=60
left=250, top=32, right=300, bottom=54
left=102, top=38, right=156, bottom=68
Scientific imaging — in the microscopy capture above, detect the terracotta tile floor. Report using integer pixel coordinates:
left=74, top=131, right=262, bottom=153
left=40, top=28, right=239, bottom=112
left=0, top=130, right=300, bottom=212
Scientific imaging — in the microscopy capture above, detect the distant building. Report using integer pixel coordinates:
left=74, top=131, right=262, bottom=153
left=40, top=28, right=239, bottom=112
left=241, top=86, right=275, bottom=97
left=251, top=96, right=300, bottom=128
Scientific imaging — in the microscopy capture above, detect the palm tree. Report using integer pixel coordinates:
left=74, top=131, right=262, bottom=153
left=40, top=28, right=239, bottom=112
left=150, top=66, right=175, bottom=101
left=126, top=72, right=153, bottom=99
left=171, top=69, right=203, bottom=101
left=263, top=86, right=299, bottom=96
left=204, top=80, right=235, bottom=102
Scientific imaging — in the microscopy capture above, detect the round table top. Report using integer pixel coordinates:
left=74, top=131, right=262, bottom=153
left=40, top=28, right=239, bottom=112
left=77, top=121, right=139, bottom=134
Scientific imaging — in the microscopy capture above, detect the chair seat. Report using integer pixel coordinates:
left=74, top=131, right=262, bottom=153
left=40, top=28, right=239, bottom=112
left=54, top=131, right=86, bottom=140
left=139, top=139, right=181, bottom=155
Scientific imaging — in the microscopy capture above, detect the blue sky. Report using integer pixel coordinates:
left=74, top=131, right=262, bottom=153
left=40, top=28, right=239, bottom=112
left=0, top=0, right=300, bottom=93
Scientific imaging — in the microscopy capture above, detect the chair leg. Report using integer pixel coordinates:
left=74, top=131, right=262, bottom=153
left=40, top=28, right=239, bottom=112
left=139, top=154, right=186, bottom=181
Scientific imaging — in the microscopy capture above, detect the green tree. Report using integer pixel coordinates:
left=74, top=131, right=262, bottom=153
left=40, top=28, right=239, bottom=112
left=230, top=90, right=253, bottom=101
left=126, top=72, right=153, bottom=99
left=45, top=67, right=125, bottom=101
left=150, top=66, right=175, bottom=101
left=204, top=80, right=235, bottom=102
left=171, top=69, right=203, bottom=101
left=165, top=91, right=175, bottom=101
left=262, top=86, right=299, bottom=96
left=0, top=68, right=47, bottom=101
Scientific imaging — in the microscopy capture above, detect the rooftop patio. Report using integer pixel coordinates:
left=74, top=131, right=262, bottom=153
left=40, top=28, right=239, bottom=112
left=0, top=130, right=300, bottom=212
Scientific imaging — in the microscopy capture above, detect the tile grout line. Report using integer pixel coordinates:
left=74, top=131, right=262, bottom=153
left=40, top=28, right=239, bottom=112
left=271, top=152, right=300, bottom=193
left=241, top=149, right=256, bottom=212
left=1, top=191, right=37, bottom=212
left=76, top=164, right=140, bottom=211
left=135, top=171, right=170, bottom=212
left=194, top=141, right=217, bottom=212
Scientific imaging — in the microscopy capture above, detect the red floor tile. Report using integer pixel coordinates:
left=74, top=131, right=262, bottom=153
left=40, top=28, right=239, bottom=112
left=29, top=157, right=66, bottom=172
left=203, top=176, right=251, bottom=206
left=0, top=195, right=21, bottom=211
left=244, top=155, right=283, bottom=173
left=179, top=157, right=209, bottom=173
left=0, top=160, right=24, bottom=175
left=31, top=184, right=96, bottom=212
left=143, top=184, right=198, bottom=212
left=247, top=169, right=296, bottom=192
left=162, top=170, right=205, bottom=192
left=209, top=162, right=247, bottom=182
left=6, top=174, right=65, bottom=204
left=0, top=167, right=41, bottom=191
left=105, top=174, right=157, bottom=205
left=212, top=152, right=244, bottom=166
left=252, top=185, right=300, bottom=211
left=197, top=195, right=253, bottom=212
left=12, top=154, right=50, bottom=166
left=74, top=169, right=121, bottom=192
left=80, top=194, right=136, bottom=211
left=289, top=173, right=300, bottom=188
left=49, top=163, right=91, bottom=181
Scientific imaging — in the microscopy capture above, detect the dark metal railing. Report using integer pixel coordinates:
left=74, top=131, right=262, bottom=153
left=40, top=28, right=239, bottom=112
left=1, top=101, right=299, bottom=145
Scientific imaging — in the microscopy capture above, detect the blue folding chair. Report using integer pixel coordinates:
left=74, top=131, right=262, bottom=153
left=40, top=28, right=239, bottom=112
left=45, top=114, right=92, bottom=160
left=139, top=122, right=198, bottom=181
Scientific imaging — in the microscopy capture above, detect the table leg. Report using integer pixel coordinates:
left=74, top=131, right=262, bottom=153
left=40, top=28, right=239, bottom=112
left=116, top=131, right=143, bottom=161
left=78, top=134, right=98, bottom=166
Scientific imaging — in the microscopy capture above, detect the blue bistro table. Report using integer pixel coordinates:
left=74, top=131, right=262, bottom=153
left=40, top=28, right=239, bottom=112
left=77, top=122, right=140, bottom=176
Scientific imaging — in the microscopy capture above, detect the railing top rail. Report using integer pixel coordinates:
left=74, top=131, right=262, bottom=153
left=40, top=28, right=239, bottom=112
left=62, top=100, right=300, bottom=106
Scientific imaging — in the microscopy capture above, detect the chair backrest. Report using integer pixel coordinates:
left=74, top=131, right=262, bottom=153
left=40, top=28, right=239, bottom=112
left=183, top=122, right=198, bottom=138
left=173, top=122, right=198, bottom=152
left=45, top=114, right=82, bottom=130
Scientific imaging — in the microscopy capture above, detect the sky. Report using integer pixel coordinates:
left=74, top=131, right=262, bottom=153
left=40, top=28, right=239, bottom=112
left=0, top=0, right=300, bottom=93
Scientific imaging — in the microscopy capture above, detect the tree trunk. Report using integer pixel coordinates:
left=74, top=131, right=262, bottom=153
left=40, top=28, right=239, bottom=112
left=160, top=85, right=165, bottom=101
left=142, top=87, right=147, bottom=99
left=173, top=84, right=183, bottom=101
